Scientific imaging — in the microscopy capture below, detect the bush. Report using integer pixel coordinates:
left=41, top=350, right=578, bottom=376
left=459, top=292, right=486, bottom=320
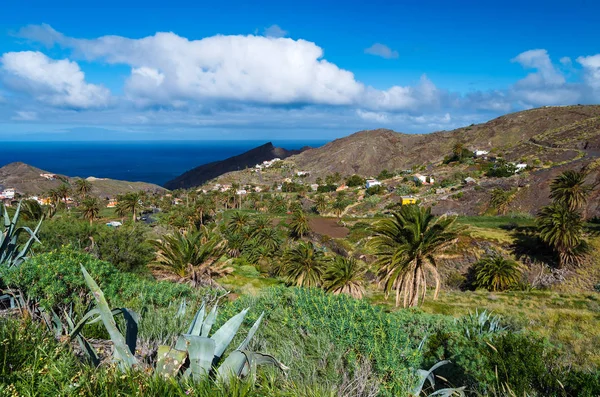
left=366, top=185, right=386, bottom=196
left=1, top=246, right=199, bottom=310
left=486, top=160, right=517, bottom=178
left=346, top=174, right=366, bottom=187
left=377, top=169, right=394, bottom=180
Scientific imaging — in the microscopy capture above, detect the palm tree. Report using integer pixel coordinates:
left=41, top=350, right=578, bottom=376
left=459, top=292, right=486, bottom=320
left=331, top=196, right=346, bottom=219
left=80, top=197, right=101, bottom=225
left=315, top=194, right=328, bottom=214
left=227, top=211, right=250, bottom=234
left=471, top=252, right=521, bottom=291
left=537, top=202, right=588, bottom=267
left=255, top=227, right=282, bottom=254
left=74, top=179, right=93, bottom=200
left=289, top=210, right=310, bottom=239
left=490, top=188, right=516, bottom=215
left=116, top=191, right=143, bottom=222
left=149, top=228, right=230, bottom=287
left=549, top=168, right=593, bottom=212
left=19, top=199, right=45, bottom=221
left=324, top=256, right=367, bottom=298
left=280, top=242, right=330, bottom=287
left=452, top=142, right=465, bottom=161
left=55, top=183, right=72, bottom=208
left=368, top=205, right=459, bottom=307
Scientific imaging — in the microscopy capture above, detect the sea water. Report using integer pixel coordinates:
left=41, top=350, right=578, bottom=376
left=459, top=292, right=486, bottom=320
left=0, top=140, right=327, bottom=186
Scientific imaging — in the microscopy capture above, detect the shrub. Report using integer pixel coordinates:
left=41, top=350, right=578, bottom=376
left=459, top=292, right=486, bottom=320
left=470, top=253, right=521, bottom=291
left=1, top=246, right=199, bottom=310
left=346, top=174, right=366, bottom=187
left=377, top=169, right=394, bottom=180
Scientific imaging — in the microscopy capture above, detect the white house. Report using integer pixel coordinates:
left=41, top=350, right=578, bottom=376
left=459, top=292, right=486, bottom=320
left=236, top=189, right=247, bottom=195
left=296, top=171, right=310, bottom=177
left=0, top=188, right=15, bottom=199
left=40, top=173, right=56, bottom=180
left=106, top=221, right=123, bottom=227
left=365, top=179, right=382, bottom=189
left=413, top=174, right=434, bottom=185
left=515, top=163, right=528, bottom=172
left=310, top=184, right=319, bottom=191
left=474, top=150, right=489, bottom=157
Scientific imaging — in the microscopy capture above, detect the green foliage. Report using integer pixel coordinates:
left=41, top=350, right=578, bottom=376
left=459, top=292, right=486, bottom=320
left=485, top=159, right=517, bottom=177
left=1, top=246, right=198, bottom=310
left=288, top=210, right=310, bottom=239
left=316, top=184, right=336, bottom=193
left=150, top=227, right=229, bottom=287
left=471, top=253, right=521, bottom=291
left=368, top=205, right=460, bottom=307
left=366, top=184, right=386, bottom=195
left=550, top=168, right=592, bottom=211
left=324, top=256, right=367, bottom=298
left=0, top=202, right=42, bottom=269
left=325, top=172, right=342, bottom=185
left=537, top=202, right=589, bottom=267
left=489, top=188, right=516, bottom=215
left=395, top=184, right=414, bottom=196
left=346, top=174, right=366, bottom=187
left=377, top=169, right=394, bottom=180
left=280, top=242, right=330, bottom=287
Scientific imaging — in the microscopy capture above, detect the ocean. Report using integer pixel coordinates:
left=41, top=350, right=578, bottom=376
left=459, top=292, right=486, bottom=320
left=0, top=140, right=328, bottom=186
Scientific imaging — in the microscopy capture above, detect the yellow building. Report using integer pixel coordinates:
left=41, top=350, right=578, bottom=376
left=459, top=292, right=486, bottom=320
left=401, top=196, right=417, bottom=205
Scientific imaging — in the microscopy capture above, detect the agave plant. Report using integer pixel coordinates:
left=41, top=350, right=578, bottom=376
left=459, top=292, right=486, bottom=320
left=1, top=202, right=42, bottom=268
left=80, top=265, right=287, bottom=382
left=412, top=360, right=466, bottom=396
left=456, top=309, right=506, bottom=340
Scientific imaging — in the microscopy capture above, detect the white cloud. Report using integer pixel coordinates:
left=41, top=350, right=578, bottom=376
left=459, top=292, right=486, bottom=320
left=356, top=109, right=389, bottom=123
left=577, top=54, right=600, bottom=91
left=12, top=110, right=38, bottom=121
left=263, top=25, right=288, bottom=38
left=560, top=56, right=572, bottom=66
left=0, top=51, right=110, bottom=109
left=510, top=49, right=581, bottom=106
left=364, top=43, right=399, bottom=59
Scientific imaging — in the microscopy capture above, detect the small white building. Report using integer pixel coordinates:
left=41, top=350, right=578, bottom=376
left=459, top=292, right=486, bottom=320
left=515, top=163, right=528, bottom=172
left=413, top=174, right=434, bottom=185
left=474, top=150, right=489, bottom=157
left=0, top=188, right=15, bottom=199
left=365, top=179, right=382, bottom=189
left=106, top=221, right=123, bottom=227
left=40, top=173, right=57, bottom=180
left=296, top=171, right=310, bottom=177
left=236, top=189, right=247, bottom=195
left=310, top=184, right=319, bottom=191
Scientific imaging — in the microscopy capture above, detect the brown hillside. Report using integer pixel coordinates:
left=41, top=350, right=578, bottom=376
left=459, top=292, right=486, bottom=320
left=290, top=105, right=600, bottom=179
left=0, top=162, right=165, bottom=198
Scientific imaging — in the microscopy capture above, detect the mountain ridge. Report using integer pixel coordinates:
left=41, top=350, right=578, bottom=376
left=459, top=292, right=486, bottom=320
left=164, top=141, right=306, bottom=189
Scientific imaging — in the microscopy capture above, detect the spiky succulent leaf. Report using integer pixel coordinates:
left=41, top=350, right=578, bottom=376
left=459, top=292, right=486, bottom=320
left=81, top=265, right=137, bottom=369
left=184, top=335, right=216, bottom=382
left=156, top=345, right=187, bottom=378
left=211, top=308, right=249, bottom=359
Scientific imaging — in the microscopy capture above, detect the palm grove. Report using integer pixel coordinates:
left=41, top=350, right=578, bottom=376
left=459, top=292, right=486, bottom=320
left=0, top=167, right=599, bottom=395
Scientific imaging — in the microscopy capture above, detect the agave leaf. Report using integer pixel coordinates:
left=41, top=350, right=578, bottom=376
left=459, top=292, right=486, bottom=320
left=81, top=265, right=137, bottom=370
left=412, top=360, right=451, bottom=396
left=184, top=335, right=216, bottom=382
left=189, top=302, right=206, bottom=336
left=156, top=345, right=187, bottom=378
left=64, top=310, right=100, bottom=367
left=177, top=298, right=187, bottom=318
left=200, top=303, right=218, bottom=337
left=211, top=308, right=248, bottom=359
left=215, top=350, right=249, bottom=383
left=119, top=308, right=139, bottom=355
left=237, top=312, right=264, bottom=351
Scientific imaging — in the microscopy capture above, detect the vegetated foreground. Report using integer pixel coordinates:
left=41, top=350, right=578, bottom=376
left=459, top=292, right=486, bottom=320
left=1, top=106, right=600, bottom=396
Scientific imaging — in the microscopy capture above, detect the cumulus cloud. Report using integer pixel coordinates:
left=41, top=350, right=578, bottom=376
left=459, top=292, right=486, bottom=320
left=263, top=25, right=288, bottom=38
left=0, top=51, right=110, bottom=109
left=510, top=49, right=581, bottom=106
left=364, top=43, right=399, bottom=59
left=577, top=54, right=600, bottom=91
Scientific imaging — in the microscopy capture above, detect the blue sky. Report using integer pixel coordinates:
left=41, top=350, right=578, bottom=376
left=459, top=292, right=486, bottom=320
left=1, top=0, right=599, bottom=140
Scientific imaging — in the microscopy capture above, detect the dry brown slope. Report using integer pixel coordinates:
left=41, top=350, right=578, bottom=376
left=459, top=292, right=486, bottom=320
left=0, top=162, right=165, bottom=198
left=290, top=105, right=600, bottom=178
